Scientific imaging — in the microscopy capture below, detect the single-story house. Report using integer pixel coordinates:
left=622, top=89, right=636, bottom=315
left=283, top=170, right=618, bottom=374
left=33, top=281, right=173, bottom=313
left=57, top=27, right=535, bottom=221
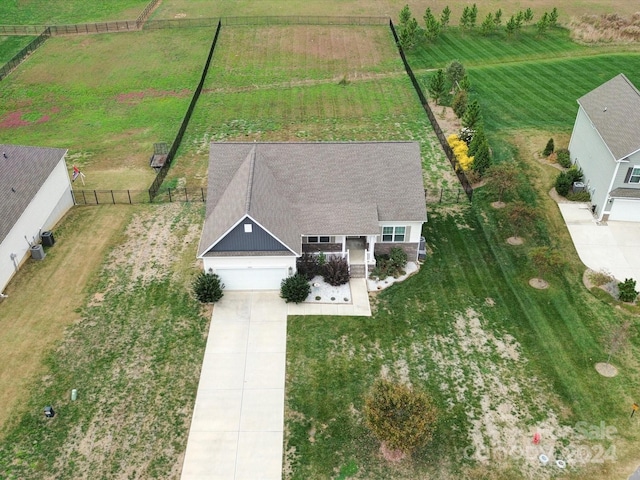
left=569, top=73, right=640, bottom=222
left=0, top=144, right=73, bottom=294
left=197, top=142, right=428, bottom=290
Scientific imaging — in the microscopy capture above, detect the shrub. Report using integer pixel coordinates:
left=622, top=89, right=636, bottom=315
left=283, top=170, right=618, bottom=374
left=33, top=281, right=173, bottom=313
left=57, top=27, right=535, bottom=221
left=447, top=133, right=474, bottom=171
left=555, top=171, right=573, bottom=196
left=322, top=255, right=350, bottom=286
left=364, top=379, right=438, bottom=454
left=389, top=247, right=408, bottom=271
left=192, top=272, right=225, bottom=303
left=566, top=191, right=591, bottom=202
left=280, top=274, right=311, bottom=303
left=588, top=270, right=614, bottom=287
left=370, top=248, right=408, bottom=280
left=452, top=89, right=468, bottom=117
left=543, top=138, right=554, bottom=156
left=618, top=278, right=638, bottom=302
left=556, top=148, right=571, bottom=168
left=296, top=253, right=320, bottom=280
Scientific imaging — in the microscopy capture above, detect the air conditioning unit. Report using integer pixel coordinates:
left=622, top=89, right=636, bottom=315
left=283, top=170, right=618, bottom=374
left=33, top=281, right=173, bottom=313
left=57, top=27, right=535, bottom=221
left=30, top=244, right=46, bottom=260
left=572, top=182, right=586, bottom=193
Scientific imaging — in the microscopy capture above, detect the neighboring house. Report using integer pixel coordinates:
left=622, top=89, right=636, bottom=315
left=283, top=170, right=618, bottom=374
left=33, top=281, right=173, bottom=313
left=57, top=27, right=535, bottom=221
left=569, top=73, right=640, bottom=222
left=197, top=142, right=427, bottom=290
left=0, top=144, right=73, bottom=294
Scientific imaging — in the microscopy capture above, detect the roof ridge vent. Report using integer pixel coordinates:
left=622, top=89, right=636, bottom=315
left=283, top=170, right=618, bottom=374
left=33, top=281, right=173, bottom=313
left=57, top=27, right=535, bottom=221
left=245, top=146, right=257, bottom=212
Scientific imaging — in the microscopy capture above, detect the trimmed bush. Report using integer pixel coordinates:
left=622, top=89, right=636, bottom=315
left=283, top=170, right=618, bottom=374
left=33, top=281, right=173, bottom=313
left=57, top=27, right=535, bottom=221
left=555, top=166, right=583, bottom=196
left=618, top=278, right=638, bottom=303
left=389, top=247, right=408, bottom=270
left=556, top=148, right=571, bottom=168
left=280, top=274, right=311, bottom=303
left=370, top=247, right=408, bottom=280
left=364, top=379, right=438, bottom=454
left=322, top=255, right=350, bottom=286
left=452, top=89, right=468, bottom=117
left=192, top=272, right=224, bottom=303
left=296, top=253, right=320, bottom=280
left=543, top=138, right=555, bottom=157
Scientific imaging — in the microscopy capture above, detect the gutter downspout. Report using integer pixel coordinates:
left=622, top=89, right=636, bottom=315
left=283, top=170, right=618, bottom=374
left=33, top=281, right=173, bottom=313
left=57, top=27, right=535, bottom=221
left=601, top=159, right=625, bottom=221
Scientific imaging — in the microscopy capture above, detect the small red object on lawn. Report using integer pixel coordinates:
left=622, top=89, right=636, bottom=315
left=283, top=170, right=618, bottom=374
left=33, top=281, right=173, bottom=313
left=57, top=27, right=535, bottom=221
left=533, top=432, right=541, bottom=445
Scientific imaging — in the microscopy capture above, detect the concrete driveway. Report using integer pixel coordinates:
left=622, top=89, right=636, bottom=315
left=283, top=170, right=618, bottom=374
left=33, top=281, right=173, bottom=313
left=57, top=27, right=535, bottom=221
left=558, top=202, right=640, bottom=284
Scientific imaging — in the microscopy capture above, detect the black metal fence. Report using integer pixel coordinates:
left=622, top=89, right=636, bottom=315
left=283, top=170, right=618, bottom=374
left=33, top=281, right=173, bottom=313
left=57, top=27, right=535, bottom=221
left=389, top=20, right=473, bottom=202
left=0, top=27, right=50, bottom=81
left=0, top=25, right=46, bottom=35
left=72, top=187, right=206, bottom=205
left=425, top=187, right=471, bottom=204
left=136, top=0, right=160, bottom=28
left=221, top=16, right=389, bottom=26
left=148, top=19, right=222, bottom=199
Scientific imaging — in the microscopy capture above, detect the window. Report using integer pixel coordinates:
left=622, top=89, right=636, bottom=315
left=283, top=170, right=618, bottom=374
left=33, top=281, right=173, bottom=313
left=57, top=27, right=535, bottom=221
left=307, top=236, right=330, bottom=243
left=382, top=226, right=406, bottom=242
left=630, top=167, right=640, bottom=184
left=244, top=224, right=252, bottom=233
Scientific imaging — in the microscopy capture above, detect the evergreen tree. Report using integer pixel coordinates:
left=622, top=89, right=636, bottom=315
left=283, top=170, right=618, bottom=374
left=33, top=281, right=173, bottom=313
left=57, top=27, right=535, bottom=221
left=427, top=69, right=446, bottom=104
left=460, top=6, right=471, bottom=30
left=469, top=3, right=478, bottom=28
left=536, top=12, right=549, bottom=35
left=441, top=6, right=451, bottom=30
left=462, top=99, right=481, bottom=130
left=446, top=60, right=466, bottom=88
left=494, top=8, right=503, bottom=27
left=481, top=13, right=495, bottom=35
left=399, top=4, right=412, bottom=26
left=515, top=11, right=524, bottom=31
left=549, top=7, right=559, bottom=27
left=505, top=15, right=516, bottom=36
left=524, top=8, right=534, bottom=23
left=473, top=138, right=492, bottom=176
left=452, top=90, right=468, bottom=117
left=459, top=74, right=471, bottom=91
left=543, top=138, right=555, bottom=156
left=423, top=7, right=441, bottom=42
left=398, top=16, right=422, bottom=50
left=468, top=123, right=485, bottom=156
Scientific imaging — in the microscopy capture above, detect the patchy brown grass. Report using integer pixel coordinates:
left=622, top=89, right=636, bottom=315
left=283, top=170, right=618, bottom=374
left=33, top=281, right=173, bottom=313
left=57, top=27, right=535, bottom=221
left=570, top=12, right=640, bottom=43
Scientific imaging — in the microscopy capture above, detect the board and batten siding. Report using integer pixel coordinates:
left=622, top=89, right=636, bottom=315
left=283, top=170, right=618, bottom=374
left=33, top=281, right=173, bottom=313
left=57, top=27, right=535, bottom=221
left=0, top=157, right=73, bottom=293
left=209, top=217, right=289, bottom=253
left=569, top=106, right=617, bottom=218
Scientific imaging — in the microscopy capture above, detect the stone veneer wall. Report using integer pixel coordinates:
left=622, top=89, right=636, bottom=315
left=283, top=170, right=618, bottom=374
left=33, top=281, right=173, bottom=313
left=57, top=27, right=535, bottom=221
left=302, top=243, right=342, bottom=253
left=374, top=242, right=419, bottom=262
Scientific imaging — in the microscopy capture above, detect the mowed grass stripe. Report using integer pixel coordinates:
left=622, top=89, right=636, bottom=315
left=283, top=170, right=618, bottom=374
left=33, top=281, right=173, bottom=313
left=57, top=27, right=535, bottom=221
left=470, top=54, right=640, bottom=132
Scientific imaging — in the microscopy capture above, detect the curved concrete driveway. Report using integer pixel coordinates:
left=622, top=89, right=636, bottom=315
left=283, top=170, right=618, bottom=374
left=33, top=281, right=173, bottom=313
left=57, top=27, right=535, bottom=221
left=558, top=202, right=640, bottom=284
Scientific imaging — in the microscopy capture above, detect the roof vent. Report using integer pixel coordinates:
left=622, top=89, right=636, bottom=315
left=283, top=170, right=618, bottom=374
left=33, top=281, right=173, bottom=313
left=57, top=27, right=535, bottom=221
left=603, top=107, right=607, bottom=112
left=2, top=152, right=6, bottom=158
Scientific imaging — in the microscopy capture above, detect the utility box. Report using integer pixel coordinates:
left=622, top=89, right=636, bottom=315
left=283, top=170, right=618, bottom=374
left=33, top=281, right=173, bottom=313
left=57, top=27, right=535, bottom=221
left=41, top=231, right=55, bottom=247
left=418, top=236, right=427, bottom=261
left=44, top=406, right=55, bottom=418
left=30, top=244, right=46, bottom=260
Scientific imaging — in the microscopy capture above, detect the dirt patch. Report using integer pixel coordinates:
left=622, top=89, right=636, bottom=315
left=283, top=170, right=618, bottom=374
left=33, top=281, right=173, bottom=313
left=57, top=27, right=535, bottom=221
left=380, top=442, right=406, bottom=462
left=115, top=88, right=191, bottom=105
left=595, top=362, right=618, bottom=377
left=507, top=236, right=524, bottom=245
left=570, top=13, right=640, bottom=43
left=529, top=278, right=549, bottom=289
left=427, top=99, right=460, bottom=138
left=0, top=111, right=29, bottom=128
left=491, top=201, right=506, bottom=209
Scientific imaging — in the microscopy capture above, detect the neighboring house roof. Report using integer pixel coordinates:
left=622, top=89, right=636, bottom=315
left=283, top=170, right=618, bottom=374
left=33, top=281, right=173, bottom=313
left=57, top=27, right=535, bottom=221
left=577, top=73, right=640, bottom=161
left=609, top=187, right=640, bottom=199
left=0, top=144, right=68, bottom=245
left=198, top=142, right=427, bottom=257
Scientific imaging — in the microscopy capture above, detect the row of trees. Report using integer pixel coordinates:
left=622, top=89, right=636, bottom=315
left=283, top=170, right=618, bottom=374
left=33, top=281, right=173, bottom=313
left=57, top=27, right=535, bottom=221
left=398, top=4, right=560, bottom=48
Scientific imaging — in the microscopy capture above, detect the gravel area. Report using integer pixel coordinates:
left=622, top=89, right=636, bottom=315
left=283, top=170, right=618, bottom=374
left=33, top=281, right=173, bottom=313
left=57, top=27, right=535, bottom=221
left=306, top=275, right=351, bottom=303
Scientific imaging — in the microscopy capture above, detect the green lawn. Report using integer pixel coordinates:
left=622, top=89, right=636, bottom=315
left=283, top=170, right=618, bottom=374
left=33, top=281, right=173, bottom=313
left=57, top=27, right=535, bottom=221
left=0, top=0, right=149, bottom=25
left=0, top=36, right=34, bottom=63
left=286, top=191, right=640, bottom=479
left=0, top=28, right=216, bottom=189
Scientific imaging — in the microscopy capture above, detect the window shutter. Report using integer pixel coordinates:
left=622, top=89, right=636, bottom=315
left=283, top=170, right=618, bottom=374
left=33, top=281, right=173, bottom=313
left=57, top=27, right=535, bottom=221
left=624, top=167, right=633, bottom=183
left=405, top=225, right=411, bottom=241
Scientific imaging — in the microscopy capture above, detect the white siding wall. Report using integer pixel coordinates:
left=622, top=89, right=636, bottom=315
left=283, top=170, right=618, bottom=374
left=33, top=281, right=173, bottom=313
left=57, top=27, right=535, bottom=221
left=377, top=221, right=423, bottom=242
left=202, top=255, right=297, bottom=273
left=569, top=107, right=617, bottom=218
left=611, top=151, right=640, bottom=190
left=0, top=157, right=73, bottom=293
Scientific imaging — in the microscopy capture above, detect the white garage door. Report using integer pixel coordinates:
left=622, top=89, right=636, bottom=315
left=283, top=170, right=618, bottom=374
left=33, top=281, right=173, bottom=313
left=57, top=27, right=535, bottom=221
left=216, top=267, right=287, bottom=291
left=609, top=199, right=640, bottom=222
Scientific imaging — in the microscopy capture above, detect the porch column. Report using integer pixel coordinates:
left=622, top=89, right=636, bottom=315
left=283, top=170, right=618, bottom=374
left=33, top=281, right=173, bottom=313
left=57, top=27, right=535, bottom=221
left=341, top=236, right=346, bottom=254
left=367, top=235, right=376, bottom=263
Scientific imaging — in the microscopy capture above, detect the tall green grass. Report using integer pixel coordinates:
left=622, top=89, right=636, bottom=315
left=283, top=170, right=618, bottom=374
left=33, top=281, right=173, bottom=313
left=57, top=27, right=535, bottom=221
left=0, top=36, right=35, bottom=64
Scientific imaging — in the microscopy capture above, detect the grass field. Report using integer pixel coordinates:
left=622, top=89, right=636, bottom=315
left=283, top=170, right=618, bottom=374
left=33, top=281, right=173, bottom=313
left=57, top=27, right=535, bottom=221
left=0, top=0, right=149, bottom=25
left=0, top=36, right=34, bottom=63
left=0, top=203, right=207, bottom=479
left=168, top=25, right=454, bottom=190
left=0, top=28, right=216, bottom=190
left=285, top=175, right=640, bottom=479
left=150, top=0, right=639, bottom=22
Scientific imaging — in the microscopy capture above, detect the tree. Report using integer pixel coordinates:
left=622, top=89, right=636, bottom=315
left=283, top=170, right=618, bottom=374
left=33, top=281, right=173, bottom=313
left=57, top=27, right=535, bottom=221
left=469, top=3, right=478, bottom=29
left=505, top=15, right=516, bottom=36
left=467, top=123, right=485, bottom=156
left=440, top=6, right=451, bottom=30
left=481, top=13, right=495, bottom=35
left=515, top=11, right=524, bottom=32
left=192, top=272, right=225, bottom=303
left=452, top=89, right=468, bottom=117
left=529, top=246, right=564, bottom=278
left=399, top=4, right=412, bottom=26
left=446, top=60, right=466, bottom=89
left=461, top=99, right=481, bottom=130
left=549, top=7, right=559, bottom=27
left=398, top=17, right=422, bottom=50
left=505, top=201, right=538, bottom=238
left=280, top=273, right=311, bottom=303
left=536, top=12, right=549, bottom=35
left=485, top=163, right=519, bottom=202
left=460, top=6, right=471, bottom=30
left=473, top=138, right=491, bottom=175
left=423, top=7, right=441, bottom=42
left=543, top=138, right=555, bottom=156
left=459, top=74, right=471, bottom=91
left=427, top=69, right=446, bottom=104
left=524, top=8, right=534, bottom=24
left=364, top=379, right=438, bottom=454
left=494, top=8, right=503, bottom=27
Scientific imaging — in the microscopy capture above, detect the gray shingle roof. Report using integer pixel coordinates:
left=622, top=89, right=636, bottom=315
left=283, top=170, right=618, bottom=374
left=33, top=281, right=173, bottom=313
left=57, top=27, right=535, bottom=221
left=198, top=142, right=427, bottom=257
left=578, top=73, right=640, bottom=160
left=0, top=144, right=68, bottom=244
